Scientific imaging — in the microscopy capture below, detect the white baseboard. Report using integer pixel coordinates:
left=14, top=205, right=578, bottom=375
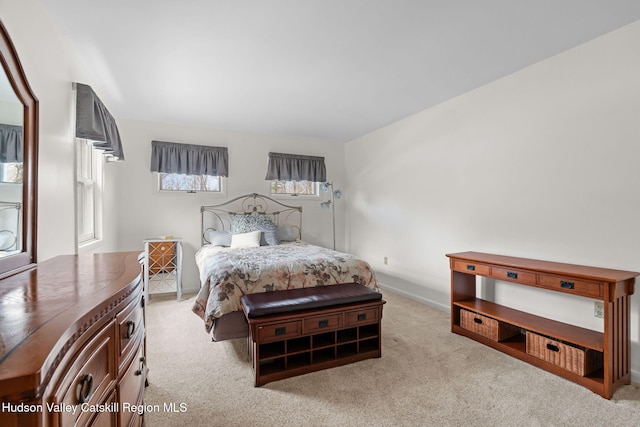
left=631, top=369, right=639, bottom=385
left=378, top=282, right=450, bottom=313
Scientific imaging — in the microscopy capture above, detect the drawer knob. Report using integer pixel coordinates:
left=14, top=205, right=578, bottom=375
left=466, top=265, right=476, bottom=271
left=125, top=320, right=136, bottom=338
left=560, top=281, right=574, bottom=289
left=507, top=271, right=518, bottom=279
left=546, top=343, right=560, bottom=352
left=473, top=317, right=483, bottom=325
left=357, top=313, right=367, bottom=321
left=318, top=320, right=329, bottom=328
left=275, top=327, right=286, bottom=336
left=78, top=373, right=93, bottom=404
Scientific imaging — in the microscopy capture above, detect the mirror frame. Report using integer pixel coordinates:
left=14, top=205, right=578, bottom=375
left=0, top=20, right=38, bottom=278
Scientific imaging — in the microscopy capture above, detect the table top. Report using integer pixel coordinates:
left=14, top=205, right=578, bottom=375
left=144, top=236, right=182, bottom=242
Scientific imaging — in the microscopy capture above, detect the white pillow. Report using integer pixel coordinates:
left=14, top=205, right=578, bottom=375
left=230, top=230, right=262, bottom=249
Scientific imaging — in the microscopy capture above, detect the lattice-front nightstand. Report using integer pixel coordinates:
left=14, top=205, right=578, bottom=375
left=144, top=237, right=183, bottom=301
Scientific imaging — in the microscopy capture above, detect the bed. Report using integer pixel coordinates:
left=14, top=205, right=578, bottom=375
left=191, top=193, right=379, bottom=341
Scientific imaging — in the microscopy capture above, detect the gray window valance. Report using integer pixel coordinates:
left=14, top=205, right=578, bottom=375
left=0, top=124, right=22, bottom=163
left=150, top=140, right=229, bottom=177
left=75, top=82, right=125, bottom=161
left=265, top=152, right=326, bottom=182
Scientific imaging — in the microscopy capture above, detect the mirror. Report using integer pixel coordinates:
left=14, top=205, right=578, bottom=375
left=0, top=63, right=23, bottom=256
left=0, top=20, right=37, bottom=278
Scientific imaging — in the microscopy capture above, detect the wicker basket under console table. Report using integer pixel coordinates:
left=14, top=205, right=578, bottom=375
left=447, top=251, right=638, bottom=399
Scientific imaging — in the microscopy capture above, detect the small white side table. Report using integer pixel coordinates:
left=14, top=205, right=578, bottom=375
left=143, top=237, right=183, bottom=301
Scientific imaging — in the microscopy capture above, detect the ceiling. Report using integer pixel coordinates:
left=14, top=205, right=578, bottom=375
left=39, top=0, right=640, bottom=142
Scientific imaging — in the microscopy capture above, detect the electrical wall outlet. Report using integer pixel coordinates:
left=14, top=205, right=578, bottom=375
left=383, top=257, right=388, bottom=265
left=594, top=301, right=604, bottom=318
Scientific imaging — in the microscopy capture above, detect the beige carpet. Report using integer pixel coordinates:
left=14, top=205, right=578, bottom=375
left=144, top=289, right=640, bottom=427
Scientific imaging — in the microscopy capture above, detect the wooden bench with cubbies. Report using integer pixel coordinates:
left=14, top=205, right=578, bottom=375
left=241, top=283, right=384, bottom=386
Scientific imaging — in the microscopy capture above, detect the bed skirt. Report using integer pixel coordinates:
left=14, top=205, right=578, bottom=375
left=211, top=311, right=248, bottom=341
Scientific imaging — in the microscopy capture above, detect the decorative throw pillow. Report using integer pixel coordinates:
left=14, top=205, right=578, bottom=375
left=257, top=224, right=280, bottom=246
left=205, top=229, right=232, bottom=247
left=276, top=225, right=296, bottom=242
left=230, top=230, right=262, bottom=248
left=231, top=214, right=274, bottom=233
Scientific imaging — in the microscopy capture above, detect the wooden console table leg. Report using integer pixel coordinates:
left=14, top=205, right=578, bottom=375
left=604, top=293, right=631, bottom=399
left=450, top=271, right=476, bottom=330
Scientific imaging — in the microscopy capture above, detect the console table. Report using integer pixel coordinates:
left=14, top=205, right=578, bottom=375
left=446, top=251, right=638, bottom=399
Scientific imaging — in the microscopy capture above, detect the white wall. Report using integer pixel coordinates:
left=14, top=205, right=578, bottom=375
left=0, top=0, right=121, bottom=260
left=345, top=20, right=640, bottom=380
left=113, top=118, right=345, bottom=293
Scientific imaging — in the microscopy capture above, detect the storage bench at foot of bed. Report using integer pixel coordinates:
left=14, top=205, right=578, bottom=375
left=241, top=283, right=384, bottom=386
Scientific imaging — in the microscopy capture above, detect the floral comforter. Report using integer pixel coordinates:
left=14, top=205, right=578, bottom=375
left=192, top=242, right=379, bottom=332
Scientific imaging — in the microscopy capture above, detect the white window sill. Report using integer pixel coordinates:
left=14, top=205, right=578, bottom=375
left=77, top=237, right=104, bottom=254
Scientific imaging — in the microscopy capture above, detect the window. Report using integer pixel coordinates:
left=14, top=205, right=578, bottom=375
left=270, top=180, right=318, bottom=197
left=76, top=139, right=103, bottom=245
left=0, top=162, right=22, bottom=183
left=158, top=173, right=223, bottom=193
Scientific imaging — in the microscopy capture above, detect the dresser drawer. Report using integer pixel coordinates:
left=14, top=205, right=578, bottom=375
left=538, top=274, right=603, bottom=298
left=258, top=320, right=301, bottom=342
left=453, top=260, right=491, bottom=276
left=345, top=307, right=379, bottom=326
left=303, top=313, right=342, bottom=334
left=117, top=293, right=145, bottom=370
left=90, top=391, right=118, bottom=427
left=49, top=321, right=116, bottom=427
left=491, top=266, right=537, bottom=286
left=118, top=344, right=146, bottom=427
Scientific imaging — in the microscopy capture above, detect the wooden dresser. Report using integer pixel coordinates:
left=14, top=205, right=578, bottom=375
left=0, top=252, right=148, bottom=426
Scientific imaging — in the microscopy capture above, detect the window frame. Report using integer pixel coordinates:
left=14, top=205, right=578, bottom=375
left=76, top=139, right=103, bottom=247
left=269, top=179, right=320, bottom=199
left=157, top=172, right=226, bottom=195
left=0, top=162, right=23, bottom=184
